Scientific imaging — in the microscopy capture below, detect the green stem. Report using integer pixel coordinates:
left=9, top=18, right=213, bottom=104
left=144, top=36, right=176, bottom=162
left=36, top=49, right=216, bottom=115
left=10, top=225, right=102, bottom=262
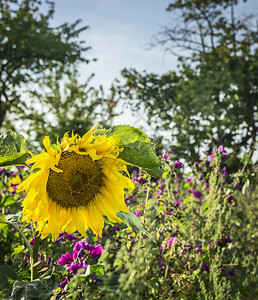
left=6, top=221, right=33, bottom=259
left=31, top=234, right=40, bottom=281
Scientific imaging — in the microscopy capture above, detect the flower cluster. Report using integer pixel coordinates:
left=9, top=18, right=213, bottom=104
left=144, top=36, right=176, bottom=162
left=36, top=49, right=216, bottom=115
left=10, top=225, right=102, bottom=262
left=58, top=240, right=103, bottom=275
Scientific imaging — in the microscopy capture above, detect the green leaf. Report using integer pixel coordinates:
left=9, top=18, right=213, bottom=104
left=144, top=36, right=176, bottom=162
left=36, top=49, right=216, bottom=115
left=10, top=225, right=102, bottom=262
left=0, top=131, right=29, bottom=167
left=117, top=211, right=150, bottom=236
left=0, top=195, right=16, bottom=207
left=12, top=245, right=24, bottom=256
left=90, top=264, right=104, bottom=276
left=9, top=276, right=58, bottom=300
left=119, top=141, right=163, bottom=178
left=0, top=213, right=7, bottom=230
left=94, top=128, right=109, bottom=136
left=107, top=125, right=150, bottom=146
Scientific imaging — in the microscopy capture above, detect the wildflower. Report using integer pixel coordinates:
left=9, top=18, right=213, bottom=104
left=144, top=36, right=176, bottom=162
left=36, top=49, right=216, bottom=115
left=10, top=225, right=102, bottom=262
left=225, top=236, right=232, bottom=243
left=168, top=236, right=177, bottom=247
left=202, top=264, right=210, bottom=272
left=8, top=175, right=21, bottom=193
left=59, top=277, right=69, bottom=288
left=17, top=125, right=134, bottom=240
left=193, top=190, right=203, bottom=199
left=218, top=145, right=227, bottom=154
left=195, top=245, right=204, bottom=253
left=186, top=176, right=193, bottom=183
left=135, top=210, right=140, bottom=217
left=227, top=195, right=233, bottom=201
left=58, top=240, right=103, bottom=275
left=222, top=166, right=227, bottom=176
left=174, top=160, right=183, bottom=169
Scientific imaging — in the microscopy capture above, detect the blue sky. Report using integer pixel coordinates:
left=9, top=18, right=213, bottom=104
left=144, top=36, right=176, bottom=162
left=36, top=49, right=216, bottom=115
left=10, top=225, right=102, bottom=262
left=49, top=0, right=257, bottom=128
left=50, top=0, right=257, bottom=91
left=50, top=0, right=178, bottom=91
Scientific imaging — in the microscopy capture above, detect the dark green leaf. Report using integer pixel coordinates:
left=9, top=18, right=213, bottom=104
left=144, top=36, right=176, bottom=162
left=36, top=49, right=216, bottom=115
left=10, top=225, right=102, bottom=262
left=9, top=276, right=58, bottom=300
left=118, top=141, right=163, bottom=178
left=0, top=131, right=29, bottom=167
left=0, top=266, right=19, bottom=297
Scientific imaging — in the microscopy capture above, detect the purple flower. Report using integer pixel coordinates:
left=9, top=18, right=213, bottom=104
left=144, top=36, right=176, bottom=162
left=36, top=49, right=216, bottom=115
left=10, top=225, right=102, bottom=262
left=70, top=262, right=87, bottom=275
left=202, top=264, right=210, bottom=272
left=218, top=145, right=227, bottom=154
left=209, top=151, right=216, bottom=165
left=58, top=252, right=74, bottom=266
left=16, top=166, right=26, bottom=170
left=29, top=238, right=34, bottom=245
left=73, top=241, right=103, bottom=260
left=113, top=226, right=120, bottom=231
left=65, top=233, right=78, bottom=243
left=156, top=189, right=162, bottom=196
left=227, top=195, right=233, bottom=201
left=136, top=177, right=146, bottom=184
left=163, top=154, right=170, bottom=162
left=59, top=277, right=69, bottom=288
left=168, top=237, right=177, bottom=247
left=188, top=187, right=195, bottom=193
left=225, top=236, right=232, bottom=243
left=193, top=190, right=203, bottom=199
left=195, top=245, right=204, bottom=253
left=194, top=162, right=199, bottom=167
left=222, top=167, right=227, bottom=176
left=174, top=160, right=183, bottom=169
left=167, top=149, right=174, bottom=154
left=186, top=176, right=193, bottom=183
left=135, top=210, right=140, bottom=217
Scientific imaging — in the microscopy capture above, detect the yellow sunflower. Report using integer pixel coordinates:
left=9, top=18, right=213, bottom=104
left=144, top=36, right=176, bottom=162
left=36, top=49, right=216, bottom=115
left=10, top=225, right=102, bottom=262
left=17, top=125, right=134, bottom=241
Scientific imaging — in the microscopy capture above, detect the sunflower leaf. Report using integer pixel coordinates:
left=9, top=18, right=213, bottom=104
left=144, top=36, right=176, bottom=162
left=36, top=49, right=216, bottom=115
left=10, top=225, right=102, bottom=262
left=117, top=211, right=150, bottom=236
left=0, top=131, right=29, bottom=167
left=118, top=141, right=163, bottom=178
left=94, top=128, right=109, bottom=136
left=107, top=125, right=150, bottom=146
left=9, top=276, right=58, bottom=300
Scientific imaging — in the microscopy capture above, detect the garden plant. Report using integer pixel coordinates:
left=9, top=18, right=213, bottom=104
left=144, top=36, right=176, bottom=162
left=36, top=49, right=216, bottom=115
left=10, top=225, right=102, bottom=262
left=0, top=125, right=257, bottom=299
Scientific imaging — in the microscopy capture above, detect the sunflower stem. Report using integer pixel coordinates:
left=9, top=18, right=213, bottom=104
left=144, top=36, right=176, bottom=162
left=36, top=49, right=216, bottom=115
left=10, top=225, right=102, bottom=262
left=31, top=234, right=40, bottom=281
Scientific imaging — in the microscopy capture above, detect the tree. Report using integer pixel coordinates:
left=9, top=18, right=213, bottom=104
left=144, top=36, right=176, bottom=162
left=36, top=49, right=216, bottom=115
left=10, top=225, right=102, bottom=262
left=0, top=0, right=90, bottom=130
left=115, top=0, right=257, bottom=165
left=8, top=68, right=117, bottom=148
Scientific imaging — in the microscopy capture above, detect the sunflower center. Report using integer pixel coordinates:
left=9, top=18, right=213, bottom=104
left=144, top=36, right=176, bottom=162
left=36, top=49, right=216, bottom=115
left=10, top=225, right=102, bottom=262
left=46, top=151, right=105, bottom=208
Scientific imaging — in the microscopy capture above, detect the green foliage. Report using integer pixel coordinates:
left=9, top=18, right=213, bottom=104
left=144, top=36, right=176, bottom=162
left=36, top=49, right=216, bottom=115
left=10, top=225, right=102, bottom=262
left=117, top=211, right=150, bottom=236
left=0, top=131, right=28, bottom=166
left=0, top=134, right=257, bottom=299
left=0, top=0, right=90, bottom=130
left=107, top=124, right=150, bottom=145
left=115, top=0, right=257, bottom=165
left=9, top=276, right=58, bottom=300
left=22, top=70, right=115, bottom=148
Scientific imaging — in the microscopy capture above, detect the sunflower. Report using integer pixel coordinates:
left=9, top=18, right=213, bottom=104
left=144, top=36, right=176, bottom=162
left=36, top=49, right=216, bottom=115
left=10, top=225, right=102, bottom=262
left=17, top=125, right=134, bottom=241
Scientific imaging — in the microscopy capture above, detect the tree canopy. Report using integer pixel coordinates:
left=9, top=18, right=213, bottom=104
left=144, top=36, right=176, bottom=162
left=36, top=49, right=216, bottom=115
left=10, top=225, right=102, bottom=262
left=0, top=0, right=90, bottom=130
left=115, top=0, right=257, bottom=165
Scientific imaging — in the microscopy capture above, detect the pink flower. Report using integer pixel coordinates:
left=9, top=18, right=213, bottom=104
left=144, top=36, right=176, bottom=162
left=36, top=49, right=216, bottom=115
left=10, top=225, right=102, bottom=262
left=168, top=236, right=177, bottom=247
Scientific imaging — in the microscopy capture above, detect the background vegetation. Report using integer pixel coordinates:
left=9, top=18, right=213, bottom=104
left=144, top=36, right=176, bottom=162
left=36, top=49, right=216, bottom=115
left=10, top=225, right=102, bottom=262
left=0, top=0, right=257, bottom=299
